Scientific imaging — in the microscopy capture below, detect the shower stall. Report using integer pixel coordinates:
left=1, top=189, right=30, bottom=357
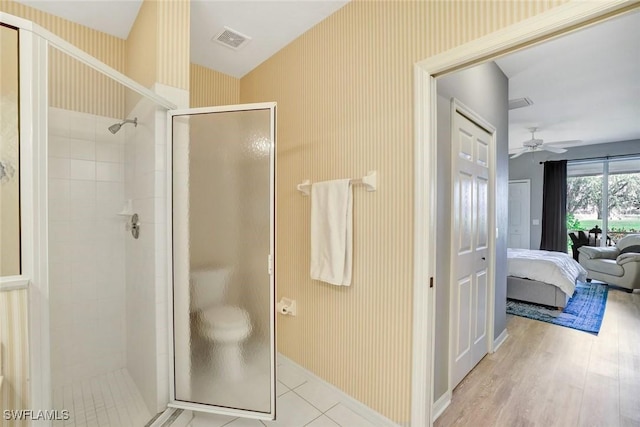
left=46, top=29, right=174, bottom=427
left=1, top=11, right=276, bottom=427
left=0, top=11, right=175, bottom=427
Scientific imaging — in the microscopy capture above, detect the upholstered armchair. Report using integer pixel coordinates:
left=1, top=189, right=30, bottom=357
left=578, top=234, right=640, bottom=292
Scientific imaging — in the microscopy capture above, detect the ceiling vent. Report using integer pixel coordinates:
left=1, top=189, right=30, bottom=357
left=508, top=97, right=534, bottom=110
left=213, top=27, right=251, bottom=50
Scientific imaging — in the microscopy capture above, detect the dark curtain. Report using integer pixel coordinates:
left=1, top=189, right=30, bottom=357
left=540, top=160, right=567, bottom=252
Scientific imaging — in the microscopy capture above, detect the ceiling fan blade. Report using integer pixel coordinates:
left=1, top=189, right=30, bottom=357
left=541, top=145, right=568, bottom=154
left=510, top=150, right=527, bottom=159
left=545, top=140, right=583, bottom=148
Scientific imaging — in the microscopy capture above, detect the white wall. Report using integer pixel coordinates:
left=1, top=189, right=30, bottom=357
left=434, top=62, right=509, bottom=401
left=48, top=107, right=126, bottom=387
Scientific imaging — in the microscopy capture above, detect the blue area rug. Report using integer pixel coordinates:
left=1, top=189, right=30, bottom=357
left=506, top=282, right=608, bottom=334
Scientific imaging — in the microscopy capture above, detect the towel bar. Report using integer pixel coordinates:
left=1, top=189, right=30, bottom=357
left=297, top=171, right=377, bottom=196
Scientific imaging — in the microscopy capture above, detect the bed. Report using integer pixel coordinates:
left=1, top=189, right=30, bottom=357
left=507, top=248, right=588, bottom=309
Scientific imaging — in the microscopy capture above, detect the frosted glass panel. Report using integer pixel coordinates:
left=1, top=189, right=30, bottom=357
left=172, top=108, right=274, bottom=414
left=0, top=24, right=20, bottom=276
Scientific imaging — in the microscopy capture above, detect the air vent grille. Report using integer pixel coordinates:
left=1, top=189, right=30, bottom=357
left=213, top=27, right=251, bottom=50
left=508, top=97, right=534, bottom=110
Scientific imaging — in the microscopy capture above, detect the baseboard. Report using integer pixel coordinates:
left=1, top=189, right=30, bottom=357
left=492, top=328, right=508, bottom=353
left=432, top=390, right=451, bottom=421
left=278, top=353, right=401, bottom=427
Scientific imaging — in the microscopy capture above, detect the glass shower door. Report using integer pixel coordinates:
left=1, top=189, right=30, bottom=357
left=168, top=104, right=276, bottom=419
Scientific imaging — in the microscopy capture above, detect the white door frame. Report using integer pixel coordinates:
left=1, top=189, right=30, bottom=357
left=411, top=1, right=633, bottom=425
left=447, top=99, right=497, bottom=394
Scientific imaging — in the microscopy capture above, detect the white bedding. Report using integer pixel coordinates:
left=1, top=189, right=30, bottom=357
left=507, top=248, right=587, bottom=297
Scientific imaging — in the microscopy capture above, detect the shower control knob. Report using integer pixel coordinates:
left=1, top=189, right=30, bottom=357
left=129, top=213, right=140, bottom=239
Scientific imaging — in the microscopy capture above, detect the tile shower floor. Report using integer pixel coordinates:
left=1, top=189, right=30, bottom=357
left=52, top=369, right=151, bottom=427
left=190, top=360, right=379, bottom=427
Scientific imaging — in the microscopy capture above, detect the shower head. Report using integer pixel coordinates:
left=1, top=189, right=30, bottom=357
left=108, top=117, right=137, bottom=134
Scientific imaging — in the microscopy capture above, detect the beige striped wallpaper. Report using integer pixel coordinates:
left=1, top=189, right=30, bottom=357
left=156, top=0, right=190, bottom=91
left=240, top=0, right=567, bottom=422
left=1, top=0, right=191, bottom=118
left=0, top=0, right=126, bottom=118
left=0, top=289, right=29, bottom=427
left=49, top=47, right=125, bottom=119
left=190, top=64, right=240, bottom=107
left=0, top=0, right=124, bottom=71
left=125, top=0, right=189, bottom=111
left=125, top=0, right=158, bottom=113
left=126, top=0, right=190, bottom=92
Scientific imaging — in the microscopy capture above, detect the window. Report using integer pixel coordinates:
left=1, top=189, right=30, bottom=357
left=567, top=156, right=640, bottom=246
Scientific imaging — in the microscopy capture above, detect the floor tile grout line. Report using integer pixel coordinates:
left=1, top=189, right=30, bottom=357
left=278, top=388, right=291, bottom=398
left=289, top=380, right=308, bottom=390
left=323, top=402, right=341, bottom=414
left=303, top=413, right=326, bottom=426
left=323, top=411, right=342, bottom=427
left=220, top=417, right=239, bottom=426
left=289, top=387, right=335, bottom=415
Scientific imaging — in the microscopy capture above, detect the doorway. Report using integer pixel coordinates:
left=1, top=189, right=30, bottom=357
left=411, top=2, right=635, bottom=426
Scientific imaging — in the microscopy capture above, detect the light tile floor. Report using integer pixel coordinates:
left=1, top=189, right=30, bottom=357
left=190, top=361, right=378, bottom=427
left=52, top=369, right=151, bottom=427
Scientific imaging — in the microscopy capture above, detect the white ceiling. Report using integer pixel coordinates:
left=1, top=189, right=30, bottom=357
left=190, top=1, right=348, bottom=77
left=495, top=10, right=640, bottom=153
left=17, top=0, right=143, bottom=39
left=16, top=0, right=348, bottom=78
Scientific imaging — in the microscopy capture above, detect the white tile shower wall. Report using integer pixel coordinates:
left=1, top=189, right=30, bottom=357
left=125, top=94, right=167, bottom=414
left=48, top=107, right=126, bottom=388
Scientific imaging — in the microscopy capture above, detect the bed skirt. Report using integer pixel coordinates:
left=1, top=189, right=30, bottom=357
left=507, top=276, right=571, bottom=309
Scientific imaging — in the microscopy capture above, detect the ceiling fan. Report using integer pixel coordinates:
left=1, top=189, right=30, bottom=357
left=510, top=128, right=569, bottom=159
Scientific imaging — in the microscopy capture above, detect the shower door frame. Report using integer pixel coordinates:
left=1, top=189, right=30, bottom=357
left=166, top=103, right=277, bottom=420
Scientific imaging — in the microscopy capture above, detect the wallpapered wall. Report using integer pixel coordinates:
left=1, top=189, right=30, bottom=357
left=190, top=64, right=240, bottom=108
left=0, top=289, right=29, bottom=427
left=239, top=0, right=568, bottom=422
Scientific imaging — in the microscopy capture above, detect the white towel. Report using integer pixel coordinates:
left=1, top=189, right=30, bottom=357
left=310, top=179, right=353, bottom=286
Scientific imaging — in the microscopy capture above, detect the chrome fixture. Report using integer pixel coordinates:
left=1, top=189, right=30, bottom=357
left=108, top=117, right=138, bottom=134
left=127, top=213, right=140, bottom=239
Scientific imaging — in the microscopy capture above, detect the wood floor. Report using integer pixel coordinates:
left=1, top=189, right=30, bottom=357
left=435, top=288, right=640, bottom=427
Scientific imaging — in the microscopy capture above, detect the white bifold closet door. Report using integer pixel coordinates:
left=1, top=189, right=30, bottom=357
left=450, top=110, right=491, bottom=389
left=168, top=103, right=276, bottom=420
